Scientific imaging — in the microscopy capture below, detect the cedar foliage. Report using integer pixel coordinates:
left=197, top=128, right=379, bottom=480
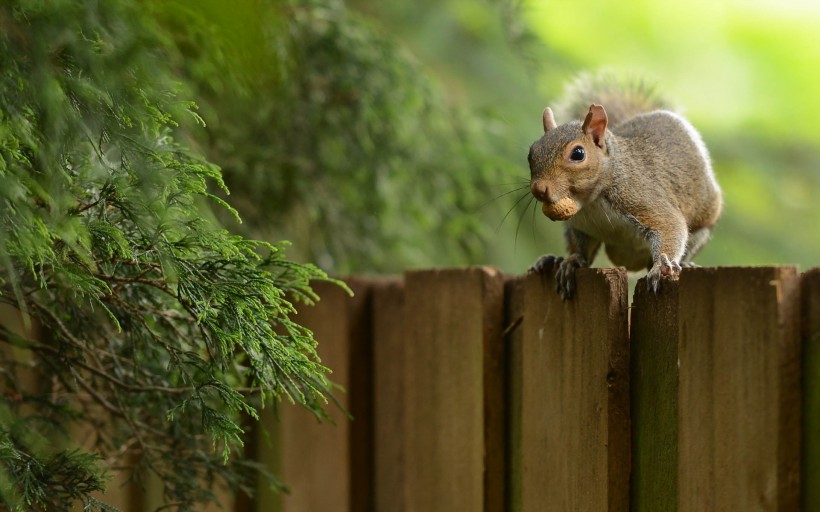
left=163, top=0, right=506, bottom=273
left=0, top=1, right=339, bottom=509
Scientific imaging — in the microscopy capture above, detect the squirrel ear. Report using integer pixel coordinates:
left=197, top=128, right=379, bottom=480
left=582, top=104, right=608, bottom=148
left=542, top=107, right=557, bottom=132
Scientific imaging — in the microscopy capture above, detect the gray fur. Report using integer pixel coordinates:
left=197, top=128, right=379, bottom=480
left=528, top=82, right=722, bottom=298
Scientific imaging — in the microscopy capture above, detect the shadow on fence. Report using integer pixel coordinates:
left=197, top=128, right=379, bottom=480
left=60, top=266, right=820, bottom=510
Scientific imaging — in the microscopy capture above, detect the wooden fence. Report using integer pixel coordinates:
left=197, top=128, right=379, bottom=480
left=50, top=266, right=820, bottom=509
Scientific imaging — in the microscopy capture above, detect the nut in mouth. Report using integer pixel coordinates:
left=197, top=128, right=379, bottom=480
left=541, top=197, right=578, bottom=221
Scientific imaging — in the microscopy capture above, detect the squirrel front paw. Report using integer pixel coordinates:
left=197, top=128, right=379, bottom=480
left=646, top=253, right=682, bottom=293
left=529, top=253, right=586, bottom=300
left=529, top=254, right=564, bottom=274
left=556, top=254, right=586, bottom=300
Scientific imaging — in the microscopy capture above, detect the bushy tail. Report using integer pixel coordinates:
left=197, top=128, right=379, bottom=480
left=554, top=70, right=674, bottom=127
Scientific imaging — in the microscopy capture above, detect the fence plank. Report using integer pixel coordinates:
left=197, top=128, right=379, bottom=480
left=630, top=276, right=680, bottom=512
left=676, top=267, right=801, bottom=511
left=346, top=278, right=375, bottom=512
left=403, top=267, right=505, bottom=512
left=520, top=268, right=630, bottom=512
left=257, top=282, right=360, bottom=512
left=504, top=276, right=525, bottom=511
left=5, top=265, right=816, bottom=509
left=371, top=278, right=407, bottom=511
left=802, top=268, right=820, bottom=510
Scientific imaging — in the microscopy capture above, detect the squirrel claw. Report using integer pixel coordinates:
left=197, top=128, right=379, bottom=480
left=529, top=254, right=563, bottom=274
left=646, top=253, right=681, bottom=293
left=529, top=253, right=585, bottom=299
left=556, top=254, right=585, bottom=300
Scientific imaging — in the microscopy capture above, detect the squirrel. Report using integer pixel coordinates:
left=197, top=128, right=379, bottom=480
left=527, top=72, right=722, bottom=299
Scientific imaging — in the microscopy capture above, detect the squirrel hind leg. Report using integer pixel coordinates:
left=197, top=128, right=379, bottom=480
left=682, top=227, right=712, bottom=263
left=646, top=254, right=682, bottom=293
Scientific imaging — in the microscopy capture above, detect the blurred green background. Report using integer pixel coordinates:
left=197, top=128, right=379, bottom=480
left=169, top=0, right=820, bottom=275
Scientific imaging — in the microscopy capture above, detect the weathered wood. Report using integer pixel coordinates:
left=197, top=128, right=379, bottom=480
left=630, top=276, right=680, bottom=512
left=403, top=267, right=505, bottom=512
left=371, top=278, right=407, bottom=511
left=234, top=412, right=260, bottom=511
left=802, top=268, right=820, bottom=510
left=2, top=265, right=809, bottom=510
left=254, top=407, right=282, bottom=511
left=346, top=278, right=375, bottom=512
left=504, top=276, right=525, bottom=511
left=200, top=484, right=234, bottom=512
left=75, top=431, right=148, bottom=512
left=0, top=304, right=41, bottom=420
left=677, top=267, right=801, bottom=511
left=261, top=280, right=359, bottom=512
left=520, top=268, right=630, bottom=512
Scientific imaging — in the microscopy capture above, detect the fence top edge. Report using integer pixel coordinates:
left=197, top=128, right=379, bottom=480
left=403, top=265, right=503, bottom=280
left=336, top=264, right=809, bottom=283
left=676, top=265, right=799, bottom=280
left=802, top=267, right=820, bottom=278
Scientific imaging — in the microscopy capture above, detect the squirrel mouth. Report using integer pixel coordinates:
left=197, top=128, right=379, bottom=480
left=541, top=197, right=578, bottom=221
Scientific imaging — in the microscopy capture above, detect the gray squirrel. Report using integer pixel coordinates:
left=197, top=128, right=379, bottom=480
left=528, top=73, right=722, bottom=298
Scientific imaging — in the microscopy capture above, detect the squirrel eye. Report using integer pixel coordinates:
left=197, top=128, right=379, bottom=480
left=570, top=146, right=585, bottom=162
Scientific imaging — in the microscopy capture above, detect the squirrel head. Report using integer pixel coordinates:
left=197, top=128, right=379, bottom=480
left=528, top=104, right=609, bottom=221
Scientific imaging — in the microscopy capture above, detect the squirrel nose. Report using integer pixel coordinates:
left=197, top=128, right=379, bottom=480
left=530, top=180, right=551, bottom=203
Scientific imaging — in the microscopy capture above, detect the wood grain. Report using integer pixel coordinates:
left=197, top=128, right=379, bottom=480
left=371, top=278, right=406, bottom=512
left=802, top=268, right=820, bottom=511
left=403, top=267, right=505, bottom=512
left=520, top=267, right=630, bottom=512
left=267, top=280, right=356, bottom=512
left=630, top=275, right=681, bottom=512
left=677, top=267, right=801, bottom=512
left=504, top=276, right=525, bottom=511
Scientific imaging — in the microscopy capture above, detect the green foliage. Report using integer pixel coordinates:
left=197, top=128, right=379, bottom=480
left=329, top=0, right=558, bottom=270
left=0, top=418, right=107, bottom=511
left=158, top=0, right=510, bottom=273
left=0, top=0, right=338, bottom=509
